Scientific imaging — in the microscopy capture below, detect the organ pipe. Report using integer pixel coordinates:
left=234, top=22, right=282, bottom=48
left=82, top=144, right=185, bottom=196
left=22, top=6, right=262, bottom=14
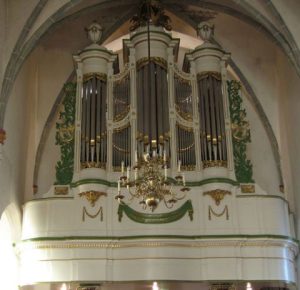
left=81, top=74, right=107, bottom=169
left=198, top=72, right=227, bottom=167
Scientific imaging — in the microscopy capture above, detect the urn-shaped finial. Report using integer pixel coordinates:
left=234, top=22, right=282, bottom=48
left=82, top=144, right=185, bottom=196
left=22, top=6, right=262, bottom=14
left=197, top=21, right=214, bottom=42
left=85, top=22, right=103, bottom=44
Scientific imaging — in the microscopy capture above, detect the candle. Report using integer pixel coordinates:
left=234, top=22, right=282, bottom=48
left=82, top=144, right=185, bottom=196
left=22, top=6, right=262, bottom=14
left=127, top=166, right=130, bottom=179
left=163, top=150, right=167, bottom=162
left=178, top=160, right=181, bottom=172
left=134, top=168, right=138, bottom=180
left=183, top=173, right=186, bottom=186
left=121, top=161, right=124, bottom=174
left=153, top=150, right=156, bottom=157
left=117, top=180, right=120, bottom=192
left=135, top=150, right=138, bottom=163
left=164, top=165, right=167, bottom=180
left=91, top=146, right=95, bottom=162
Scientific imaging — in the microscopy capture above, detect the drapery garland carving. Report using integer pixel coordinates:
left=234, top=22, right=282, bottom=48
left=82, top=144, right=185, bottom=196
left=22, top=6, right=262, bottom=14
left=227, top=80, right=254, bottom=184
left=118, top=200, right=193, bottom=224
left=55, top=82, right=76, bottom=185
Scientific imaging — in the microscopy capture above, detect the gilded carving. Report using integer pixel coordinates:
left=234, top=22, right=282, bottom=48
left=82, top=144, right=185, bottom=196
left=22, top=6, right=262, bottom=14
left=203, top=160, right=227, bottom=169
left=240, top=184, right=255, bottom=193
left=54, top=186, right=69, bottom=195
left=79, top=190, right=107, bottom=207
left=82, top=206, right=103, bottom=222
left=208, top=205, right=229, bottom=220
left=81, top=162, right=106, bottom=169
left=228, top=80, right=254, bottom=183
left=136, top=57, right=167, bottom=70
left=113, top=105, right=130, bottom=122
left=197, top=71, right=221, bottom=81
left=210, top=284, right=236, bottom=290
left=0, top=128, right=6, bottom=144
left=83, top=72, right=107, bottom=82
left=55, top=82, right=76, bottom=185
left=175, top=104, right=193, bottom=121
left=203, top=189, right=231, bottom=205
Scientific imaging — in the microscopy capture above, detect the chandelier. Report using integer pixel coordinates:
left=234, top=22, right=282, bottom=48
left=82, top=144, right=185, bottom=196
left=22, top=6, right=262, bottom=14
left=115, top=0, right=190, bottom=211
left=115, top=149, right=190, bottom=212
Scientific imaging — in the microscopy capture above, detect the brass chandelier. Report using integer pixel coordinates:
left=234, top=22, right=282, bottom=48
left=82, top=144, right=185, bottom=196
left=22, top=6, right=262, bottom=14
left=115, top=150, right=189, bottom=212
left=114, top=0, right=190, bottom=211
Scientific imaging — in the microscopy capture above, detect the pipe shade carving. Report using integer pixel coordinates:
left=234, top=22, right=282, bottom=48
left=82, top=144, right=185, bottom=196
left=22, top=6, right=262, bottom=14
left=55, top=82, right=76, bottom=185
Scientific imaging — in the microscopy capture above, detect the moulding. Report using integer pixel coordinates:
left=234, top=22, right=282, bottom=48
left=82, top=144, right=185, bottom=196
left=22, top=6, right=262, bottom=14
left=236, top=194, right=288, bottom=204
left=21, top=234, right=299, bottom=244
left=70, top=177, right=239, bottom=188
left=20, top=237, right=299, bottom=258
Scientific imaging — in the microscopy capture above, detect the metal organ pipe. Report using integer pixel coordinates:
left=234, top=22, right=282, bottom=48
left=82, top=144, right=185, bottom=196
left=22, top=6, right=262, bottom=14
left=197, top=74, right=227, bottom=165
left=80, top=75, right=107, bottom=168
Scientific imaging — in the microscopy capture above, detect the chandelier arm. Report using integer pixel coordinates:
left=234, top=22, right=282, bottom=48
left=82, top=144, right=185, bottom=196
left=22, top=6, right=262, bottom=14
left=163, top=198, right=174, bottom=209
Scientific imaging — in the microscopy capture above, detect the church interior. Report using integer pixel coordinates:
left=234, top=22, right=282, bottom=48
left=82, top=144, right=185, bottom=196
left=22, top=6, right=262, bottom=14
left=0, top=1, right=300, bottom=289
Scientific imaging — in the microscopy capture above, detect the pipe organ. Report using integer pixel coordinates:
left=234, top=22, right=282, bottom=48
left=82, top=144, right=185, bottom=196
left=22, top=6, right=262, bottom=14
left=21, top=17, right=298, bottom=289
left=73, top=21, right=232, bottom=179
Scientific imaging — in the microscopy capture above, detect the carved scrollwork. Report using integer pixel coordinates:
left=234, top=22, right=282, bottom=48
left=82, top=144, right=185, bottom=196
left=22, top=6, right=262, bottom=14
left=228, top=80, right=254, bottom=184
left=55, top=82, right=76, bottom=185
left=79, top=190, right=107, bottom=207
left=203, top=189, right=231, bottom=205
left=208, top=205, right=229, bottom=220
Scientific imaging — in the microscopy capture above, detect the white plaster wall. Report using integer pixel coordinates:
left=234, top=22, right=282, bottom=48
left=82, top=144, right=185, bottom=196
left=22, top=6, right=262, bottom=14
left=271, top=0, right=300, bottom=49
left=276, top=47, right=300, bottom=285
left=3, top=0, right=38, bottom=70
left=26, top=0, right=69, bottom=43
left=242, top=92, right=280, bottom=195
left=21, top=46, right=74, bottom=201
left=215, top=13, right=280, bottom=141
left=0, top=0, right=5, bottom=83
left=36, top=115, right=60, bottom=195
left=0, top=60, right=32, bottom=214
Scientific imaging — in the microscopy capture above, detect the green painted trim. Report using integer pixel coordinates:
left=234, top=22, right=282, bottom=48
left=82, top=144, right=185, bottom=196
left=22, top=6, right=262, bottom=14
left=24, top=197, right=74, bottom=204
left=22, top=234, right=299, bottom=244
left=70, top=177, right=239, bottom=188
left=187, top=178, right=239, bottom=187
left=118, top=200, right=193, bottom=224
left=70, top=178, right=112, bottom=187
left=236, top=194, right=288, bottom=204
left=228, top=80, right=254, bottom=183
left=54, top=82, right=76, bottom=185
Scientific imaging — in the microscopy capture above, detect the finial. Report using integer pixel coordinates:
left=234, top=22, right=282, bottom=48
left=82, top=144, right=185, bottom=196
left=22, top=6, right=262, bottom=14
left=197, top=21, right=214, bottom=42
left=85, top=21, right=103, bottom=44
left=130, top=0, right=172, bottom=31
